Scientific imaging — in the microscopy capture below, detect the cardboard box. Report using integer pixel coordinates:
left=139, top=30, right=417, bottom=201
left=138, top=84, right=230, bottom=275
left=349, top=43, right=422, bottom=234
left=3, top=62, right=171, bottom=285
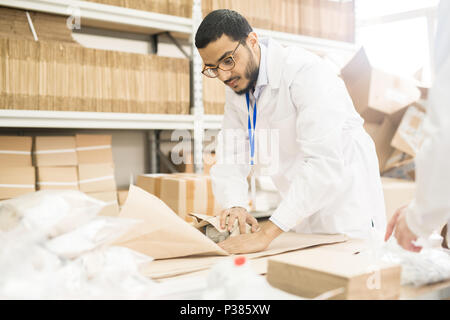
left=391, top=105, right=426, bottom=157
left=0, top=136, right=32, bottom=167
left=136, top=174, right=169, bottom=198
left=0, top=166, right=35, bottom=200
left=117, top=189, right=129, bottom=208
left=383, top=159, right=415, bottom=181
left=160, top=177, right=189, bottom=222
left=341, top=48, right=421, bottom=123
left=383, top=149, right=413, bottom=173
left=381, top=177, right=416, bottom=221
left=35, top=136, right=77, bottom=167
left=364, top=116, right=397, bottom=172
left=37, top=166, right=78, bottom=190
left=267, top=241, right=402, bottom=300
left=87, top=191, right=120, bottom=217
left=75, top=134, right=113, bottom=164
left=78, top=163, right=116, bottom=193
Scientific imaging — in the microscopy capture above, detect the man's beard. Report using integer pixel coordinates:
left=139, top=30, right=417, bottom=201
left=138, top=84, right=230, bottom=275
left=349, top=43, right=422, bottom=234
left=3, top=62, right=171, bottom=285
left=235, top=54, right=259, bottom=96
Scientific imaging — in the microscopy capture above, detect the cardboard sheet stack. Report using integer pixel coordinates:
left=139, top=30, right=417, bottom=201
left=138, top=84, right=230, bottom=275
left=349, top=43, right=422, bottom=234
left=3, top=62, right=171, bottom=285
left=202, top=0, right=355, bottom=43
left=0, top=7, right=76, bottom=43
left=86, top=0, right=193, bottom=18
left=34, top=136, right=79, bottom=193
left=75, top=134, right=120, bottom=217
left=203, top=77, right=226, bottom=115
left=136, top=173, right=222, bottom=223
left=0, top=136, right=35, bottom=200
left=0, top=8, right=190, bottom=114
left=341, top=48, right=425, bottom=219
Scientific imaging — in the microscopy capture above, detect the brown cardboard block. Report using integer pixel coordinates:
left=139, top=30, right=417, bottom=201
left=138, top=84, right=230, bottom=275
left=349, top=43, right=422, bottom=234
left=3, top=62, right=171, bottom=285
left=87, top=191, right=120, bottom=217
left=382, top=158, right=415, bottom=181
left=160, top=177, right=189, bottom=222
left=364, top=116, right=398, bottom=172
left=391, top=105, right=426, bottom=157
left=136, top=174, right=169, bottom=198
left=383, top=149, right=413, bottom=173
left=267, top=243, right=402, bottom=300
left=35, top=136, right=77, bottom=167
left=0, top=167, right=35, bottom=200
left=0, top=136, right=32, bottom=167
left=341, top=48, right=421, bottom=123
left=117, top=189, right=129, bottom=207
left=381, top=177, right=416, bottom=221
left=78, top=163, right=116, bottom=193
left=75, top=134, right=113, bottom=164
left=37, top=166, right=79, bottom=190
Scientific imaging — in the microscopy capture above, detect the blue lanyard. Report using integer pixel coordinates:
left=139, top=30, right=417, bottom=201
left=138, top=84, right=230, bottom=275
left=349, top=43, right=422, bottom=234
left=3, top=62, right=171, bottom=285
left=245, top=92, right=257, bottom=166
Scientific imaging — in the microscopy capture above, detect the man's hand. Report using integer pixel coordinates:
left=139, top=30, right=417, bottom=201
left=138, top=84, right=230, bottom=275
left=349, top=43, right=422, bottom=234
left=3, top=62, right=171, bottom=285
left=385, top=205, right=421, bottom=252
left=218, top=220, right=283, bottom=254
left=219, top=206, right=259, bottom=234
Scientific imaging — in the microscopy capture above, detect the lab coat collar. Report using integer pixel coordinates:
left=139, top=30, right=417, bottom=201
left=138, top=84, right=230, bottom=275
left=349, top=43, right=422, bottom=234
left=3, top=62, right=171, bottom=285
left=254, top=41, right=268, bottom=98
left=259, top=37, right=284, bottom=90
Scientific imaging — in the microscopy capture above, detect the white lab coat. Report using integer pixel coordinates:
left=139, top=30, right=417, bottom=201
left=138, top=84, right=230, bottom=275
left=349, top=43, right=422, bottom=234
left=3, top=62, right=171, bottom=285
left=405, top=1, right=450, bottom=241
left=210, top=37, right=386, bottom=240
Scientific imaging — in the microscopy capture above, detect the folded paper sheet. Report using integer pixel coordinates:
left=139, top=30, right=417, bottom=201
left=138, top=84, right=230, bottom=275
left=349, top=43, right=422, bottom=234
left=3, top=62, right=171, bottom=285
left=112, top=185, right=228, bottom=259
left=140, top=232, right=349, bottom=279
left=113, top=185, right=348, bottom=277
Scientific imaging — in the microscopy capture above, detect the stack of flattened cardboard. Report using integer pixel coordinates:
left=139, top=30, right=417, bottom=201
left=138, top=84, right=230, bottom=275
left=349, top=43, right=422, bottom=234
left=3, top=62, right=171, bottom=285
left=0, top=8, right=190, bottom=115
left=203, top=77, right=226, bottom=115
left=136, top=173, right=222, bottom=222
left=86, top=0, right=193, bottom=18
left=34, top=136, right=79, bottom=192
left=76, top=134, right=119, bottom=217
left=0, top=7, right=76, bottom=43
left=202, top=0, right=355, bottom=43
left=0, top=136, right=35, bottom=200
left=341, top=48, right=422, bottom=178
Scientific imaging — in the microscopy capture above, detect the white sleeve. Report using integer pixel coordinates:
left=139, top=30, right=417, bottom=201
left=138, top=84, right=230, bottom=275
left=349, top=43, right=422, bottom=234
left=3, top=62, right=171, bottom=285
left=405, top=1, right=450, bottom=237
left=269, top=61, right=351, bottom=231
left=210, top=91, right=251, bottom=211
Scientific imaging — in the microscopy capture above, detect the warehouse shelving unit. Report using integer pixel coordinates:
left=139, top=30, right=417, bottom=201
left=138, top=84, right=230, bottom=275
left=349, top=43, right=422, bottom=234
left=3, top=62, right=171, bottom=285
left=0, top=0, right=359, bottom=172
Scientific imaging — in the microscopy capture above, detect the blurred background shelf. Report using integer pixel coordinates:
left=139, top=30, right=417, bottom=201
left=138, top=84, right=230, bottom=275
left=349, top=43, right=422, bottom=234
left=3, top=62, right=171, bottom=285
left=0, top=0, right=193, bottom=37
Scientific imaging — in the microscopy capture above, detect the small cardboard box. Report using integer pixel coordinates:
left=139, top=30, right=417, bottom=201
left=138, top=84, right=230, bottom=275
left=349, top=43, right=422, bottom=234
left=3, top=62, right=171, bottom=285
left=117, top=189, right=129, bottom=208
left=267, top=241, right=402, bottom=300
left=0, top=166, right=35, bottom=200
left=0, top=136, right=33, bottom=167
left=160, top=177, right=189, bottom=222
left=341, top=48, right=421, bottom=123
left=78, top=163, right=116, bottom=193
left=364, top=116, right=398, bottom=172
left=35, top=136, right=77, bottom=167
left=136, top=174, right=169, bottom=199
left=391, top=105, right=426, bottom=157
left=37, top=166, right=79, bottom=190
left=381, top=177, right=416, bottom=221
left=75, top=134, right=113, bottom=164
left=159, top=174, right=222, bottom=222
left=87, top=191, right=120, bottom=217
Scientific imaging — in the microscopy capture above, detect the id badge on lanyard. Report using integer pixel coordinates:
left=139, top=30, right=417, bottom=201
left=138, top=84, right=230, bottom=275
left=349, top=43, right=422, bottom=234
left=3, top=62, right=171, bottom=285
left=246, top=92, right=257, bottom=211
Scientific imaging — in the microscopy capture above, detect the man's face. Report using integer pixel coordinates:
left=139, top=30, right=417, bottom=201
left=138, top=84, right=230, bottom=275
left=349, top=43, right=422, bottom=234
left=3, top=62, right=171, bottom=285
left=198, top=34, right=259, bottom=95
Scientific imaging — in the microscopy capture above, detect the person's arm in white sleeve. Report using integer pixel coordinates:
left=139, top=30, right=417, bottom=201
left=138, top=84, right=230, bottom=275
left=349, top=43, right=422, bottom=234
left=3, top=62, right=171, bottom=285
left=385, top=0, right=450, bottom=250
left=269, top=61, right=350, bottom=232
left=210, top=89, right=251, bottom=211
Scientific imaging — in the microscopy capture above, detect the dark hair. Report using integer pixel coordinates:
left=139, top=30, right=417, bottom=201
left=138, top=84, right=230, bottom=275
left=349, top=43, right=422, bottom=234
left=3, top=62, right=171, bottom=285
left=195, top=9, right=253, bottom=49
